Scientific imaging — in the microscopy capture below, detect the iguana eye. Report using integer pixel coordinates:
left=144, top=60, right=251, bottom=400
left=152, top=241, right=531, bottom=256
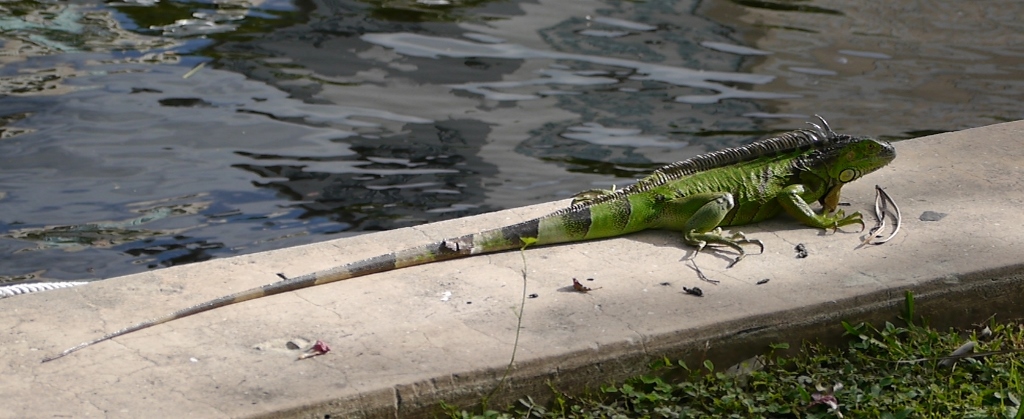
left=839, top=168, right=858, bottom=183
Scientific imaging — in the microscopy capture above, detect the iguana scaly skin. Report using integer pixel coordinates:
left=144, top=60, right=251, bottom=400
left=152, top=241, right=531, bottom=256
left=43, top=116, right=895, bottom=362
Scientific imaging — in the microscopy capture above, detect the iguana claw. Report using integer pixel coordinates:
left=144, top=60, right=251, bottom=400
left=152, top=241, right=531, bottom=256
left=725, top=232, right=764, bottom=268
left=685, top=228, right=764, bottom=268
left=828, top=210, right=865, bottom=232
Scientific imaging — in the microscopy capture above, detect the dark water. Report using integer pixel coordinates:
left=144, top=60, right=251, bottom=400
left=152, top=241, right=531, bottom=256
left=1, top=0, right=1021, bottom=284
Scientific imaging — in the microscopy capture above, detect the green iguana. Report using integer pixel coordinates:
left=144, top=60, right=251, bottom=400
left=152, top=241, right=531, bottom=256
left=42, top=116, right=895, bottom=362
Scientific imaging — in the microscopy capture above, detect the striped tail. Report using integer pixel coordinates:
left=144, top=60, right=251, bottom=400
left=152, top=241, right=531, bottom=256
left=41, top=215, right=566, bottom=362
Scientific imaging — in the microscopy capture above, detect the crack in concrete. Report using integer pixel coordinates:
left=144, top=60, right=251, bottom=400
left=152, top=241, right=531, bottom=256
left=409, top=224, right=445, bottom=244
left=499, top=261, right=524, bottom=278
left=294, top=292, right=349, bottom=326
left=182, top=382, right=229, bottom=417
left=459, top=315, right=522, bottom=349
left=131, top=349, right=160, bottom=368
left=84, top=398, right=104, bottom=418
left=623, top=322, right=650, bottom=356
left=417, top=330, right=441, bottom=351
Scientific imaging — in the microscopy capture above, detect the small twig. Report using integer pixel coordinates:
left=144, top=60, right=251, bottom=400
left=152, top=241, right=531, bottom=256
left=861, top=191, right=886, bottom=246
left=875, top=186, right=901, bottom=243
left=484, top=237, right=534, bottom=403
left=861, top=185, right=901, bottom=245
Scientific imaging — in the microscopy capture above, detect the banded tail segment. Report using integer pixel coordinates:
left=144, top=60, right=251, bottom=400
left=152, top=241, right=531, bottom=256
left=43, top=203, right=633, bottom=362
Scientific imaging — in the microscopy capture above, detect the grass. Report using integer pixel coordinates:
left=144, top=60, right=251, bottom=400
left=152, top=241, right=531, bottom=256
left=444, top=292, right=1024, bottom=418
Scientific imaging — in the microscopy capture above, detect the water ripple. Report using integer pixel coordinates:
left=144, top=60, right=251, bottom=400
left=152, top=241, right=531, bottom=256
left=362, top=32, right=798, bottom=104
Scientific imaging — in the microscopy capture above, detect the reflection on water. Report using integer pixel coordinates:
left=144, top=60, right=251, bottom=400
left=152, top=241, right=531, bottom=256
left=704, top=0, right=1024, bottom=132
left=362, top=32, right=797, bottom=104
left=1, top=0, right=1022, bottom=284
left=0, top=56, right=489, bottom=282
left=8, top=200, right=200, bottom=249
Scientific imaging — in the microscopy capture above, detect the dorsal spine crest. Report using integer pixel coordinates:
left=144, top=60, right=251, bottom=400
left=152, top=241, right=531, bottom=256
left=560, top=118, right=843, bottom=213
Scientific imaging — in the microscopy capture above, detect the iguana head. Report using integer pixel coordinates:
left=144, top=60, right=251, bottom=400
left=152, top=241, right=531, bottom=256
left=819, top=134, right=895, bottom=180
left=803, top=134, right=896, bottom=212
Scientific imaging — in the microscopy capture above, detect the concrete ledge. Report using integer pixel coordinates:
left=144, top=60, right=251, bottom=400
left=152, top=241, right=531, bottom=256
left=3, top=121, right=1024, bottom=418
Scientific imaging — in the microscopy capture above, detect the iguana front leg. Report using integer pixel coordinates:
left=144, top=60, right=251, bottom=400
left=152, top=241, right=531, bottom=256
left=778, top=184, right=864, bottom=230
left=666, top=193, right=764, bottom=267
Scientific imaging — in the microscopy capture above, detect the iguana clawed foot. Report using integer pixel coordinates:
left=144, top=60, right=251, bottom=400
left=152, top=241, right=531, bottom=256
left=685, top=227, right=764, bottom=268
left=819, top=209, right=865, bottom=233
left=724, top=232, right=765, bottom=268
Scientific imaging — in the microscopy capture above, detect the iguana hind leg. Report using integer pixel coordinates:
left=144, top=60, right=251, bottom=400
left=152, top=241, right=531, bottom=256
left=665, top=192, right=764, bottom=267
